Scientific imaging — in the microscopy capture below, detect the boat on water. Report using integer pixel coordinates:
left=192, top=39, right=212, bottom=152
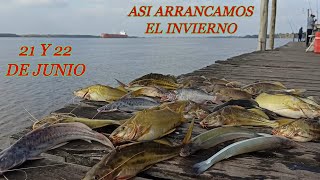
left=101, top=31, right=128, bottom=38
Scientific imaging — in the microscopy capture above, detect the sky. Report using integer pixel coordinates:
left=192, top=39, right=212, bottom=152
left=0, top=0, right=318, bottom=36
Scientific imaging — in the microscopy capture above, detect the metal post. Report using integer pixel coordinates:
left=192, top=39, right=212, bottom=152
left=258, top=0, right=269, bottom=51
left=269, top=0, right=277, bottom=50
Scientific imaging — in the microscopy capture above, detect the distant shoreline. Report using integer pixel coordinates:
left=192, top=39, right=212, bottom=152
left=0, top=33, right=294, bottom=39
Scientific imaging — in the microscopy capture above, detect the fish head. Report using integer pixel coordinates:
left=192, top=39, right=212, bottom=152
left=200, top=112, right=224, bottom=128
left=83, top=150, right=117, bottom=180
left=83, top=167, right=107, bottom=180
left=160, top=91, right=177, bottom=102
left=180, top=143, right=195, bottom=157
left=272, top=121, right=313, bottom=142
left=110, top=123, right=138, bottom=143
left=74, top=87, right=90, bottom=99
left=187, top=109, right=209, bottom=120
left=243, top=86, right=255, bottom=95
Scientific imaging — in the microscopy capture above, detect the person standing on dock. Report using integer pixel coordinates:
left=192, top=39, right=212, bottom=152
left=298, top=27, right=303, bottom=42
left=306, top=14, right=316, bottom=46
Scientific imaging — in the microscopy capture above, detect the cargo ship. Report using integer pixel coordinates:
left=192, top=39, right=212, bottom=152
left=101, top=31, right=128, bottom=38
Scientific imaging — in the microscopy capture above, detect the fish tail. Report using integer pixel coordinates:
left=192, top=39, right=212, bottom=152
left=285, top=89, right=306, bottom=95
left=193, top=160, right=211, bottom=174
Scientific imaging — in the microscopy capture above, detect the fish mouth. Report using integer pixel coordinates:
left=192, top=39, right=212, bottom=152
left=200, top=121, right=209, bottom=129
left=160, top=96, right=170, bottom=102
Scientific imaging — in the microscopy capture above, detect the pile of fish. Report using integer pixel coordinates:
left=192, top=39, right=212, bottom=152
left=1, top=73, right=320, bottom=179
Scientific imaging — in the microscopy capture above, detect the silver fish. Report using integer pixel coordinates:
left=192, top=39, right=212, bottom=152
left=97, top=97, right=160, bottom=113
left=0, top=122, right=114, bottom=174
left=161, top=88, right=219, bottom=104
left=193, top=135, right=293, bottom=174
left=180, top=127, right=259, bottom=157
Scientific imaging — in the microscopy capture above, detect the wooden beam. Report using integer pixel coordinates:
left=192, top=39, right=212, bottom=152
left=269, top=0, right=277, bottom=50
left=258, top=0, right=269, bottom=51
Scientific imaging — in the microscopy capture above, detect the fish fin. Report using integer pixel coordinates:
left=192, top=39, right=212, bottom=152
left=153, top=138, right=173, bottom=146
left=115, top=79, right=128, bottom=88
left=182, top=119, right=195, bottom=145
left=50, top=142, right=69, bottom=150
left=248, top=108, right=269, bottom=119
left=153, top=85, right=168, bottom=93
left=116, top=86, right=128, bottom=93
left=177, top=103, right=185, bottom=115
left=83, top=139, right=92, bottom=144
left=138, top=96, right=159, bottom=103
left=162, top=128, right=176, bottom=137
left=275, top=118, right=296, bottom=126
left=120, top=92, right=133, bottom=99
left=28, top=155, right=45, bottom=161
left=272, top=82, right=286, bottom=88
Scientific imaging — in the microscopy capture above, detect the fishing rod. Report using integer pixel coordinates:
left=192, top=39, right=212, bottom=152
left=317, top=0, right=319, bottom=20
left=287, top=17, right=296, bottom=42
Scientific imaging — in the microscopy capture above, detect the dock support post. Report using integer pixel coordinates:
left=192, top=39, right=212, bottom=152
left=258, top=0, right=269, bottom=51
left=269, top=0, right=277, bottom=50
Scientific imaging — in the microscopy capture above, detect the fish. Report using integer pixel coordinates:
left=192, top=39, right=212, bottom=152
left=97, top=97, right=160, bottom=113
left=0, top=123, right=114, bottom=175
left=297, top=96, right=320, bottom=108
left=242, top=82, right=287, bottom=95
left=110, top=107, right=185, bottom=143
left=199, top=84, right=228, bottom=94
left=242, top=82, right=305, bottom=96
left=255, top=93, right=320, bottom=119
left=159, top=101, right=210, bottom=120
left=83, top=141, right=179, bottom=180
left=178, top=76, right=207, bottom=88
left=83, top=119, right=194, bottom=180
left=200, top=105, right=278, bottom=128
left=32, top=114, right=125, bottom=130
left=215, top=87, right=253, bottom=101
left=211, top=99, right=259, bottom=112
left=129, top=86, right=165, bottom=98
left=273, top=119, right=320, bottom=142
left=180, top=127, right=259, bottom=157
left=161, top=88, right=220, bottom=104
left=203, top=77, right=230, bottom=85
left=74, top=84, right=127, bottom=102
left=193, top=135, right=294, bottom=174
left=130, top=73, right=177, bottom=85
left=225, top=81, right=245, bottom=88
left=116, top=73, right=179, bottom=90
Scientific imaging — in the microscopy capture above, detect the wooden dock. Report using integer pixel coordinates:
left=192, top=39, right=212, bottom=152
left=3, top=42, right=320, bottom=180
